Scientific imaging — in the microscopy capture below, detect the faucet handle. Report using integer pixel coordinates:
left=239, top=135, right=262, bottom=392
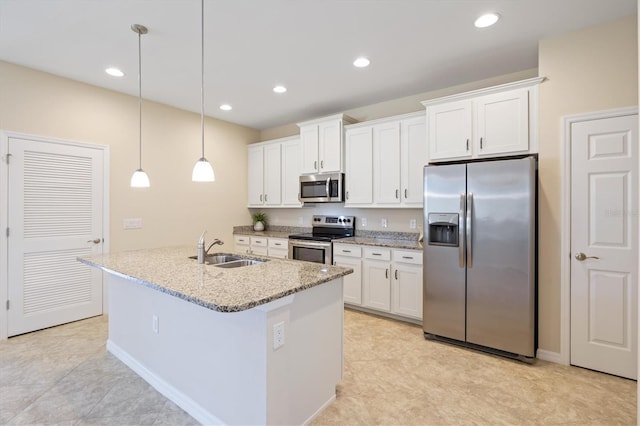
left=198, top=230, right=207, bottom=245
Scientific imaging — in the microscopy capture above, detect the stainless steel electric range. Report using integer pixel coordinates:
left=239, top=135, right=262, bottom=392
left=288, top=215, right=355, bottom=265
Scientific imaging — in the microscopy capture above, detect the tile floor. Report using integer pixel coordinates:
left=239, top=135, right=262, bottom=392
left=0, top=309, right=635, bottom=425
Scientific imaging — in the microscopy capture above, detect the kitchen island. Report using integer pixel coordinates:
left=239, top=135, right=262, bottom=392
left=79, top=246, right=352, bottom=425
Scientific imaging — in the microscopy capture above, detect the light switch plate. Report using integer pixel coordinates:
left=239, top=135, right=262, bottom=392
left=410, top=219, right=417, bottom=229
left=361, top=218, right=367, bottom=227
left=381, top=218, right=388, bottom=228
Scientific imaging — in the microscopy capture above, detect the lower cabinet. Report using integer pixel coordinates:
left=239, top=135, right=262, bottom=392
left=268, top=237, right=288, bottom=259
left=334, top=243, right=423, bottom=322
left=234, top=235, right=250, bottom=253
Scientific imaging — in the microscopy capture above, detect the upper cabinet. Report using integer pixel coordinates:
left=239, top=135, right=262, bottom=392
left=345, top=112, right=426, bottom=208
left=298, top=113, right=356, bottom=174
left=247, top=136, right=302, bottom=208
left=422, top=77, right=544, bottom=163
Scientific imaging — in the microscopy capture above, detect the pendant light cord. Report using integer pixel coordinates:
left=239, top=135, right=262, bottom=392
left=200, top=0, right=205, bottom=159
left=138, top=27, right=143, bottom=170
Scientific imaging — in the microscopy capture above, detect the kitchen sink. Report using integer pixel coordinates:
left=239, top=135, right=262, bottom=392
left=188, top=253, right=266, bottom=268
left=213, top=259, right=265, bottom=268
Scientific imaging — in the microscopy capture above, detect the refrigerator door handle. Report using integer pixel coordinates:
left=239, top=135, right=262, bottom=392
left=466, top=192, right=473, bottom=268
left=459, top=193, right=465, bottom=268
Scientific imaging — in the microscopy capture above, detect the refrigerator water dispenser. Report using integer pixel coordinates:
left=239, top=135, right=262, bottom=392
left=427, top=213, right=459, bottom=246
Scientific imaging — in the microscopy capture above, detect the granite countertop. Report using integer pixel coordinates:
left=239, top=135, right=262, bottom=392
left=233, top=230, right=292, bottom=239
left=335, top=237, right=423, bottom=250
left=78, top=246, right=352, bottom=313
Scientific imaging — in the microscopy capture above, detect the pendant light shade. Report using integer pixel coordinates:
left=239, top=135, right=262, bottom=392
left=131, top=23, right=150, bottom=188
left=192, top=0, right=215, bottom=182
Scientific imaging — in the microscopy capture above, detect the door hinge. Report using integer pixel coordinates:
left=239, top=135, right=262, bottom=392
left=5, top=227, right=8, bottom=237
left=6, top=300, right=9, bottom=310
left=5, top=153, right=11, bottom=164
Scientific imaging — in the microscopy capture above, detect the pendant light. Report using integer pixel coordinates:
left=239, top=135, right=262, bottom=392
left=192, top=0, right=215, bottom=182
left=130, top=24, right=150, bottom=188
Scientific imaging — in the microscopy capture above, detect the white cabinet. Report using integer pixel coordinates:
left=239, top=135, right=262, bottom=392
left=423, top=77, right=543, bottom=162
left=247, top=143, right=281, bottom=207
left=247, top=136, right=301, bottom=208
left=344, top=112, right=426, bottom=208
left=298, top=114, right=355, bottom=174
left=344, top=126, right=373, bottom=205
left=362, top=247, right=392, bottom=312
left=268, top=238, right=288, bottom=259
left=250, top=236, right=268, bottom=256
left=391, top=250, right=423, bottom=320
left=333, top=244, right=363, bottom=305
left=234, top=235, right=250, bottom=253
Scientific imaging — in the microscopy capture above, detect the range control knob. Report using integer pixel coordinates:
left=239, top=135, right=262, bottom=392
left=346, top=219, right=351, bottom=223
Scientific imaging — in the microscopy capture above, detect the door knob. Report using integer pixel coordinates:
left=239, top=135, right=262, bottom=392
left=575, top=252, right=599, bottom=261
left=88, top=238, right=101, bottom=244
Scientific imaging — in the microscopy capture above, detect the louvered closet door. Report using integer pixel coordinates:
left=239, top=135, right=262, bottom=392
left=8, top=136, right=104, bottom=336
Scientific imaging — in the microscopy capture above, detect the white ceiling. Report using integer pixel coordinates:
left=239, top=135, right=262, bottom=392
left=0, top=0, right=636, bottom=130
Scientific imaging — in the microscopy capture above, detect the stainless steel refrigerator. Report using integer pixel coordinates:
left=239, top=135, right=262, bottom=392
left=423, top=156, right=536, bottom=361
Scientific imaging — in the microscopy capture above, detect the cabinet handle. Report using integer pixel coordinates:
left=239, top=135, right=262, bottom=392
left=342, top=249, right=351, bottom=253
left=480, top=137, right=483, bottom=149
left=346, top=191, right=349, bottom=200
left=372, top=253, right=382, bottom=256
left=404, top=189, right=407, bottom=199
left=333, top=261, right=336, bottom=266
left=265, top=194, right=268, bottom=202
left=385, top=269, right=389, bottom=279
left=395, top=189, right=399, bottom=199
left=402, top=256, right=413, bottom=260
left=466, top=139, right=469, bottom=151
left=320, top=160, right=324, bottom=169
left=274, top=243, right=281, bottom=246
left=395, top=269, right=398, bottom=280
left=260, top=194, right=263, bottom=202
left=314, top=160, right=317, bottom=170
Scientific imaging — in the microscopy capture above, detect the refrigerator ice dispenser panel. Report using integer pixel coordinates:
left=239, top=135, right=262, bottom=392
left=428, top=213, right=459, bottom=246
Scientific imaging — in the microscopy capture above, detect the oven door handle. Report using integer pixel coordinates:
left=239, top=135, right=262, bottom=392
left=288, top=239, right=332, bottom=249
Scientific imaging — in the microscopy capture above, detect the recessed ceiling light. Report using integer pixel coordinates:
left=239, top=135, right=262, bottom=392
left=105, top=67, right=124, bottom=77
left=474, top=13, right=500, bottom=28
left=220, top=104, right=232, bottom=111
left=273, top=85, right=287, bottom=94
left=353, top=57, right=370, bottom=68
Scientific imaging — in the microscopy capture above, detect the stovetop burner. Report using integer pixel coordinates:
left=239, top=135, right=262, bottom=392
left=288, top=215, right=355, bottom=242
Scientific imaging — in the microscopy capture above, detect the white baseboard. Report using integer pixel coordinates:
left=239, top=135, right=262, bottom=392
left=536, top=349, right=565, bottom=364
left=303, top=394, right=336, bottom=425
left=107, top=340, right=222, bottom=425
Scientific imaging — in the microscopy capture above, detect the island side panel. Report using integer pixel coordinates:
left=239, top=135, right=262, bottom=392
left=265, top=278, right=344, bottom=425
left=106, top=275, right=268, bottom=425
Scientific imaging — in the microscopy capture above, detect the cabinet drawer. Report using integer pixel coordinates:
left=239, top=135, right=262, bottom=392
left=333, top=244, right=362, bottom=258
left=364, top=246, right=391, bottom=261
left=268, top=238, right=288, bottom=249
left=251, top=237, right=268, bottom=247
left=234, top=235, right=250, bottom=245
left=393, top=249, right=422, bottom=265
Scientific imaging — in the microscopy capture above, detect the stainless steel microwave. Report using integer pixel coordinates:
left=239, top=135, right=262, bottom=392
left=299, top=173, right=344, bottom=203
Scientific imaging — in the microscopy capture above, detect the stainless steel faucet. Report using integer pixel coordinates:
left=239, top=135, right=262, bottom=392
left=196, top=230, right=224, bottom=264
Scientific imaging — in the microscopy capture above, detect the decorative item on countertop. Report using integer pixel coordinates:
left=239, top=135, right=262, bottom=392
left=253, top=212, right=267, bottom=231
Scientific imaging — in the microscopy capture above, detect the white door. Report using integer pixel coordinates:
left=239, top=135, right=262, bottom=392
left=392, top=263, right=423, bottom=320
left=300, top=125, right=319, bottom=174
left=247, top=145, right=264, bottom=206
left=570, top=113, right=638, bottom=379
left=363, top=260, right=391, bottom=312
left=281, top=139, right=302, bottom=206
left=373, top=122, right=401, bottom=205
left=318, top=119, right=341, bottom=173
left=400, top=116, right=426, bottom=206
left=475, top=88, right=529, bottom=157
left=345, top=126, right=373, bottom=205
left=335, top=256, right=362, bottom=305
left=7, top=136, right=105, bottom=336
left=427, top=100, right=472, bottom=161
left=263, top=142, right=281, bottom=206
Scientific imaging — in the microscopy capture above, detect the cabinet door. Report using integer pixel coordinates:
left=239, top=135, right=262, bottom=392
left=392, top=263, right=423, bottom=320
left=335, top=256, right=362, bottom=305
left=363, top=260, right=391, bottom=311
left=373, top=122, right=401, bottom=205
left=401, top=116, right=427, bottom=206
left=428, top=100, right=473, bottom=161
left=263, top=143, right=282, bottom=206
left=345, top=127, right=373, bottom=205
left=282, top=139, right=302, bottom=206
left=234, top=235, right=251, bottom=253
left=247, top=145, right=264, bottom=206
left=475, top=88, right=529, bottom=157
left=318, top=119, right=342, bottom=173
left=300, top=125, right=319, bottom=174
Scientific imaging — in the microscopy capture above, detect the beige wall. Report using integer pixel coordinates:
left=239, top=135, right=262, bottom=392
left=0, top=61, right=259, bottom=252
left=538, top=15, right=638, bottom=352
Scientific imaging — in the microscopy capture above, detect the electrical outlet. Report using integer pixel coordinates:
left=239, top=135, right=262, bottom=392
left=381, top=218, right=388, bottom=228
left=410, top=219, right=417, bottom=229
left=273, top=321, right=285, bottom=350
left=361, top=218, right=367, bottom=227
left=152, top=315, right=159, bottom=334
left=124, top=218, right=143, bottom=229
